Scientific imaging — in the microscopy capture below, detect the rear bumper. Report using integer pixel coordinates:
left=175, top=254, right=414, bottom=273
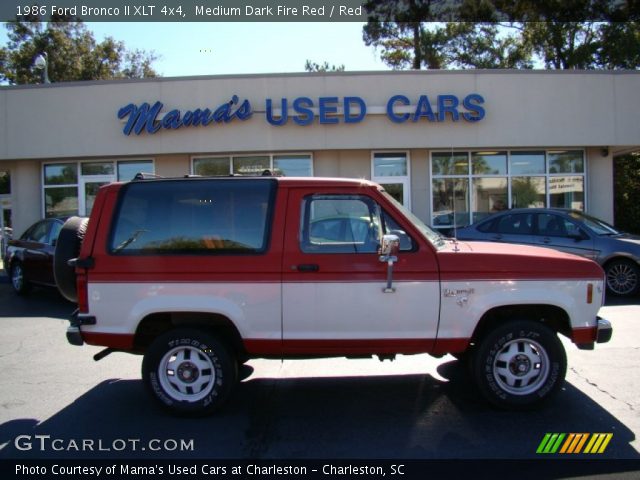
left=65, top=310, right=96, bottom=346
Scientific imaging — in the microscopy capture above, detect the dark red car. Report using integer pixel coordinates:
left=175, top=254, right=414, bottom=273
left=3, top=218, right=65, bottom=295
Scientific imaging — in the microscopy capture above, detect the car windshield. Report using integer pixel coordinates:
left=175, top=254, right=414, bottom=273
left=381, top=190, right=445, bottom=249
left=568, top=211, right=621, bottom=236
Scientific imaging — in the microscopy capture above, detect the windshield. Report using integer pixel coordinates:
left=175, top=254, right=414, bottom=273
left=568, top=211, right=621, bottom=236
left=381, top=190, right=445, bottom=249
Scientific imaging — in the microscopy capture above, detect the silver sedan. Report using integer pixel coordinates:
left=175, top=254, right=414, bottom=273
left=455, top=208, right=640, bottom=297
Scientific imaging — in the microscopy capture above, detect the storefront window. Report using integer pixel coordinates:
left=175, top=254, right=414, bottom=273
left=431, top=149, right=585, bottom=230
left=44, top=163, right=78, bottom=218
left=81, top=162, right=115, bottom=176
left=432, top=152, right=469, bottom=175
left=45, top=187, right=79, bottom=217
left=194, top=157, right=231, bottom=176
left=548, top=150, right=584, bottom=174
left=432, top=178, right=469, bottom=227
left=472, top=151, right=507, bottom=175
left=233, top=156, right=270, bottom=175
left=45, top=163, right=78, bottom=185
left=472, top=177, right=508, bottom=222
left=118, top=160, right=154, bottom=181
left=193, top=154, right=313, bottom=177
left=372, top=152, right=410, bottom=207
left=373, top=153, right=408, bottom=177
left=511, top=176, right=546, bottom=208
left=509, top=151, right=545, bottom=175
left=549, top=176, right=584, bottom=210
left=273, top=155, right=313, bottom=176
left=43, top=159, right=153, bottom=217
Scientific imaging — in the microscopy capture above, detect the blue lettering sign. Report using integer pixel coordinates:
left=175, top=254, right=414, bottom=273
left=293, top=97, right=314, bottom=126
left=386, top=95, right=411, bottom=123
left=437, top=95, right=460, bottom=122
left=118, top=96, right=252, bottom=135
left=266, top=98, right=287, bottom=126
left=344, top=96, right=366, bottom=123
left=318, top=97, right=339, bottom=124
left=462, top=94, right=485, bottom=122
left=119, top=93, right=485, bottom=135
left=412, top=95, right=435, bottom=122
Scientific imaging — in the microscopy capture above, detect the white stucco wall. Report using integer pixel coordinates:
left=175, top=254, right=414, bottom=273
left=1, top=70, right=639, bottom=160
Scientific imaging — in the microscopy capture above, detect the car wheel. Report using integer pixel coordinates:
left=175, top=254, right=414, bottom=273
left=473, top=320, right=566, bottom=410
left=605, top=259, right=640, bottom=297
left=142, top=328, right=237, bottom=416
left=10, top=261, right=31, bottom=295
left=53, top=216, right=88, bottom=302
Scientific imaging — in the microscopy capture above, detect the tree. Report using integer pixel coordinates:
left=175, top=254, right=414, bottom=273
left=362, top=0, right=640, bottom=70
left=304, top=60, right=345, bottom=72
left=363, top=0, right=444, bottom=69
left=614, top=153, right=640, bottom=234
left=0, top=14, right=159, bottom=84
left=363, top=1, right=530, bottom=69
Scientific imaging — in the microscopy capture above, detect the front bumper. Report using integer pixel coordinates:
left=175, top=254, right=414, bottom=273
left=596, top=317, right=613, bottom=344
left=576, top=317, right=612, bottom=350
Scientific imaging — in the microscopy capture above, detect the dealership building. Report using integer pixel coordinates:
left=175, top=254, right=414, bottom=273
left=0, top=70, right=639, bottom=238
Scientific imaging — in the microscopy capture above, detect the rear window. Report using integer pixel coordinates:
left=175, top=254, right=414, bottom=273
left=109, top=179, right=275, bottom=255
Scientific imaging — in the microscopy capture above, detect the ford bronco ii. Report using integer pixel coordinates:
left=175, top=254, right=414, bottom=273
left=56, top=176, right=612, bottom=415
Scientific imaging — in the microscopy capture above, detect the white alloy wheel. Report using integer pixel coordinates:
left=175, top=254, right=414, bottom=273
left=492, top=338, right=550, bottom=396
left=158, top=344, right=216, bottom=402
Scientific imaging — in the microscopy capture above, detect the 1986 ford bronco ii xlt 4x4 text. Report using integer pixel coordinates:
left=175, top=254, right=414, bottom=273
left=55, top=176, right=612, bottom=415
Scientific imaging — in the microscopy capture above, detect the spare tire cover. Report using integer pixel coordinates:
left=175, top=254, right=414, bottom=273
left=54, top=216, right=88, bottom=302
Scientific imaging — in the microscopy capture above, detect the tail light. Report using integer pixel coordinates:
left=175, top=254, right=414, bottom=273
left=77, top=272, right=89, bottom=313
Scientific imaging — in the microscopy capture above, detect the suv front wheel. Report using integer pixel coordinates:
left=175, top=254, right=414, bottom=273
left=472, top=320, right=567, bottom=410
left=142, top=328, right=237, bottom=416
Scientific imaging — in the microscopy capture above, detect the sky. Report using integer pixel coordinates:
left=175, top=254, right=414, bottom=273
left=1, top=22, right=390, bottom=78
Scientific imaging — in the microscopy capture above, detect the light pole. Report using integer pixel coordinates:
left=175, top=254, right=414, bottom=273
left=33, top=52, right=50, bottom=84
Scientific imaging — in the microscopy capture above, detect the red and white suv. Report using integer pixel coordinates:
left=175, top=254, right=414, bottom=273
left=56, top=176, right=612, bottom=415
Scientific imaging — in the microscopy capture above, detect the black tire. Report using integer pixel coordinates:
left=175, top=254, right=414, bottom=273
left=9, top=261, right=31, bottom=295
left=142, top=328, right=237, bottom=416
left=472, top=320, right=566, bottom=410
left=54, top=216, right=88, bottom=302
left=605, top=258, right=640, bottom=297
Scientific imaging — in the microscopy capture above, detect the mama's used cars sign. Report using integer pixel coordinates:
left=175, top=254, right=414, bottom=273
left=117, top=93, right=485, bottom=136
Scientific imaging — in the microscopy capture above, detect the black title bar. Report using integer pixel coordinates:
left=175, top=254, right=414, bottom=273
left=0, top=0, right=638, bottom=23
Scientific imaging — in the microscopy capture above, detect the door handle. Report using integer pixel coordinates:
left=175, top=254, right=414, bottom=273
left=295, top=264, right=319, bottom=272
left=542, top=237, right=552, bottom=244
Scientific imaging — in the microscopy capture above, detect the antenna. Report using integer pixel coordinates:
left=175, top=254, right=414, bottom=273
left=450, top=146, right=460, bottom=251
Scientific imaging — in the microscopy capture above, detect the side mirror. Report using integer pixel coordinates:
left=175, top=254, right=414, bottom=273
left=568, top=229, right=589, bottom=242
left=379, top=234, right=400, bottom=261
left=379, top=234, right=400, bottom=293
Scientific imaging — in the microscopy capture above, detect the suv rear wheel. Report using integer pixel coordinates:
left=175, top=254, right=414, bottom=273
left=472, top=320, right=566, bottom=409
left=142, top=328, right=237, bottom=416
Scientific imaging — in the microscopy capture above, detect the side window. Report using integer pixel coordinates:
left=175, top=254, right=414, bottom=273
left=537, top=213, right=570, bottom=237
left=24, top=221, right=50, bottom=243
left=109, top=179, right=274, bottom=254
left=495, top=213, right=533, bottom=235
left=301, top=195, right=381, bottom=254
left=48, top=221, right=63, bottom=245
left=476, top=218, right=495, bottom=233
left=382, top=212, right=414, bottom=251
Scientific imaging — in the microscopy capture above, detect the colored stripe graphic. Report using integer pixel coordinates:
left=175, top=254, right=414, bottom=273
left=537, top=433, right=613, bottom=454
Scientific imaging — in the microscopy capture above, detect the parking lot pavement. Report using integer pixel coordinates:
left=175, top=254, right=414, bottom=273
left=0, top=280, right=638, bottom=466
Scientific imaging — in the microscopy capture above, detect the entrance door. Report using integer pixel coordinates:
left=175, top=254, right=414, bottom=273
left=79, top=175, right=115, bottom=216
left=281, top=187, right=440, bottom=355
